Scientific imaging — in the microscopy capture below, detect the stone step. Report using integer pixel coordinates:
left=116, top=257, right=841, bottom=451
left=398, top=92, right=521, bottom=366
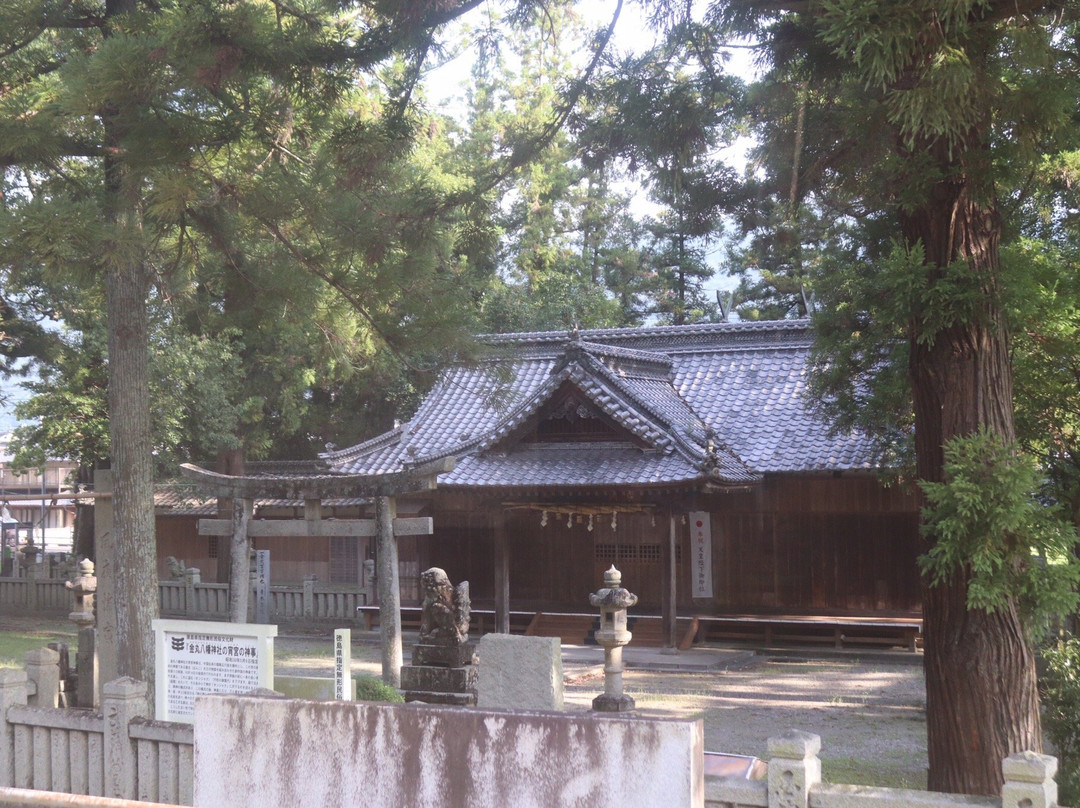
left=403, top=690, right=477, bottom=706
left=400, top=664, right=477, bottom=693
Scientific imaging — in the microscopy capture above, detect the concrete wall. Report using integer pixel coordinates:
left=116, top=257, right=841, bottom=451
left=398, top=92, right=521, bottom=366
left=194, top=694, right=704, bottom=808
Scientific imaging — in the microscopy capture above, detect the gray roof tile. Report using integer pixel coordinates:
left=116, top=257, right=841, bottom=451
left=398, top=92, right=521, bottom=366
left=322, top=321, right=878, bottom=488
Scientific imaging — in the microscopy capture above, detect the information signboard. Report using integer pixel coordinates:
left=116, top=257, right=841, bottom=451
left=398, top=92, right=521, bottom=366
left=689, top=511, right=714, bottom=599
left=334, top=628, right=352, bottom=700
left=153, top=618, right=277, bottom=722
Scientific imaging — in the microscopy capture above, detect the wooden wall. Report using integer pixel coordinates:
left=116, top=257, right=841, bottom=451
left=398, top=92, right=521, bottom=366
left=700, top=475, right=921, bottom=614
left=152, top=473, right=922, bottom=616
left=423, top=474, right=921, bottom=616
left=155, top=514, right=337, bottom=583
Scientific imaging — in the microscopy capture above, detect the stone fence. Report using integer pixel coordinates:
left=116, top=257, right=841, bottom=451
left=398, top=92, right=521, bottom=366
left=0, top=653, right=1066, bottom=808
left=0, top=671, right=191, bottom=805
left=705, top=730, right=1063, bottom=808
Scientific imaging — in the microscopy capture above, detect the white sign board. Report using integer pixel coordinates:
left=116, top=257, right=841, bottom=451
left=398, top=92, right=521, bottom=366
left=153, top=619, right=276, bottom=722
left=334, top=628, right=352, bottom=700
left=689, top=511, right=713, bottom=599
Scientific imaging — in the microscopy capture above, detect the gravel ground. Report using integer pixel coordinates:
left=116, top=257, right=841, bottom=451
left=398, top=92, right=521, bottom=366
left=275, top=634, right=927, bottom=789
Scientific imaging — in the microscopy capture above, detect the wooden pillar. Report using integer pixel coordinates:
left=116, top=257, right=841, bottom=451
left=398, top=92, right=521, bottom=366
left=493, top=510, right=510, bottom=634
left=376, top=495, right=403, bottom=687
left=662, top=512, right=678, bottom=651
left=228, top=498, right=252, bottom=623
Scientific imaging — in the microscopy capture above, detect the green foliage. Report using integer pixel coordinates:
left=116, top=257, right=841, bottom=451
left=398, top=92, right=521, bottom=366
left=1041, top=637, right=1080, bottom=806
left=354, top=674, right=404, bottom=703
left=1003, top=237, right=1080, bottom=538
left=919, top=429, right=1079, bottom=623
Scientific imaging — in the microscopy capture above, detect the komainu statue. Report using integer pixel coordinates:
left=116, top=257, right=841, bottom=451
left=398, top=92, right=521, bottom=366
left=418, top=567, right=470, bottom=646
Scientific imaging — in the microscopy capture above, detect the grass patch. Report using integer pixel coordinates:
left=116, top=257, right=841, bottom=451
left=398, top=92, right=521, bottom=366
left=355, top=674, right=404, bottom=703
left=0, top=624, right=77, bottom=668
left=822, top=756, right=927, bottom=790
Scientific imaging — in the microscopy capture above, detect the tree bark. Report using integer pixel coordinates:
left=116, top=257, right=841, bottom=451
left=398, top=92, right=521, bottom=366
left=902, top=153, right=1041, bottom=794
left=102, top=239, right=158, bottom=699
left=98, top=0, right=158, bottom=704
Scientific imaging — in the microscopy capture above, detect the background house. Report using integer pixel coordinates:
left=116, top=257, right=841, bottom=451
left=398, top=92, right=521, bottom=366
left=0, top=432, right=77, bottom=571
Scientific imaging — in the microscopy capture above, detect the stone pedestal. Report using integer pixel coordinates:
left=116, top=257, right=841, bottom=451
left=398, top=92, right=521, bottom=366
left=401, top=642, right=477, bottom=706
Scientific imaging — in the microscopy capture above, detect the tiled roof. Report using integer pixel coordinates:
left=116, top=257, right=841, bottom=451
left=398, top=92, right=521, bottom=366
left=153, top=483, right=370, bottom=516
left=322, top=320, right=879, bottom=489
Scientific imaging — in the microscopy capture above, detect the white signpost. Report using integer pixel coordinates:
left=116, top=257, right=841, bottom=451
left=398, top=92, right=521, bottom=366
left=153, top=618, right=277, bottom=723
left=689, top=511, right=714, bottom=599
left=254, top=549, right=270, bottom=624
left=334, top=628, right=352, bottom=700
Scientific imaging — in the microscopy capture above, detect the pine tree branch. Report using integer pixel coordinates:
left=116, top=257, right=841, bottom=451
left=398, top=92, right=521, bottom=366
left=439, top=0, right=624, bottom=212
left=253, top=215, right=435, bottom=374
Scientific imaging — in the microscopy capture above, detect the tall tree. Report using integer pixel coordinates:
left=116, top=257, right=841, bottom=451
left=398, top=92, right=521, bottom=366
left=579, top=22, right=743, bottom=323
left=707, top=0, right=1080, bottom=793
left=0, top=0, right=517, bottom=696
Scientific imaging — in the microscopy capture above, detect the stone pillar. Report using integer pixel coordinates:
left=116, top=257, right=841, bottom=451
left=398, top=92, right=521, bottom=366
left=184, top=566, right=200, bottom=615
left=303, top=574, right=317, bottom=618
left=767, top=730, right=821, bottom=808
left=0, top=669, right=29, bottom=787
left=24, top=647, right=60, bottom=709
left=76, top=628, right=99, bottom=710
left=102, top=678, right=150, bottom=800
left=1002, top=751, right=1058, bottom=808
left=24, top=560, right=39, bottom=611
left=375, top=496, right=402, bottom=688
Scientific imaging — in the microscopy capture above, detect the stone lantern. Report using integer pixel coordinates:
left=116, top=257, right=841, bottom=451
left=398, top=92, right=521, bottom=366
left=589, top=565, right=638, bottom=712
left=65, top=558, right=97, bottom=629
left=65, top=558, right=99, bottom=709
left=18, top=539, right=39, bottom=572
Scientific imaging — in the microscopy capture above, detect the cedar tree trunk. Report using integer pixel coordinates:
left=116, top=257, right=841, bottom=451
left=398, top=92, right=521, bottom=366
left=903, top=144, right=1041, bottom=795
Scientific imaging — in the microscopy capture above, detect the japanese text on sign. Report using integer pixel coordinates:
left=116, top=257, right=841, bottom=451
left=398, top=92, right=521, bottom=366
left=689, top=511, right=713, bottom=599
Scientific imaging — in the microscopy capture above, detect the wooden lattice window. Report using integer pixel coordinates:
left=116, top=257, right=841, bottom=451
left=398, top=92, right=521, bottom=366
left=639, top=544, right=662, bottom=563
left=595, top=543, right=617, bottom=562
left=207, top=537, right=218, bottom=559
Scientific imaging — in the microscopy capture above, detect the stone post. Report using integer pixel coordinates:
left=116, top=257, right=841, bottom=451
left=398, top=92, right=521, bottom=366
left=102, top=678, right=150, bottom=800
left=24, top=558, right=38, bottom=611
left=0, top=669, right=29, bottom=787
left=303, top=574, right=317, bottom=619
left=24, top=647, right=60, bottom=709
left=184, top=567, right=200, bottom=615
left=589, top=565, right=638, bottom=712
left=76, top=628, right=99, bottom=710
left=1002, top=751, right=1058, bottom=808
left=767, top=730, right=821, bottom=808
